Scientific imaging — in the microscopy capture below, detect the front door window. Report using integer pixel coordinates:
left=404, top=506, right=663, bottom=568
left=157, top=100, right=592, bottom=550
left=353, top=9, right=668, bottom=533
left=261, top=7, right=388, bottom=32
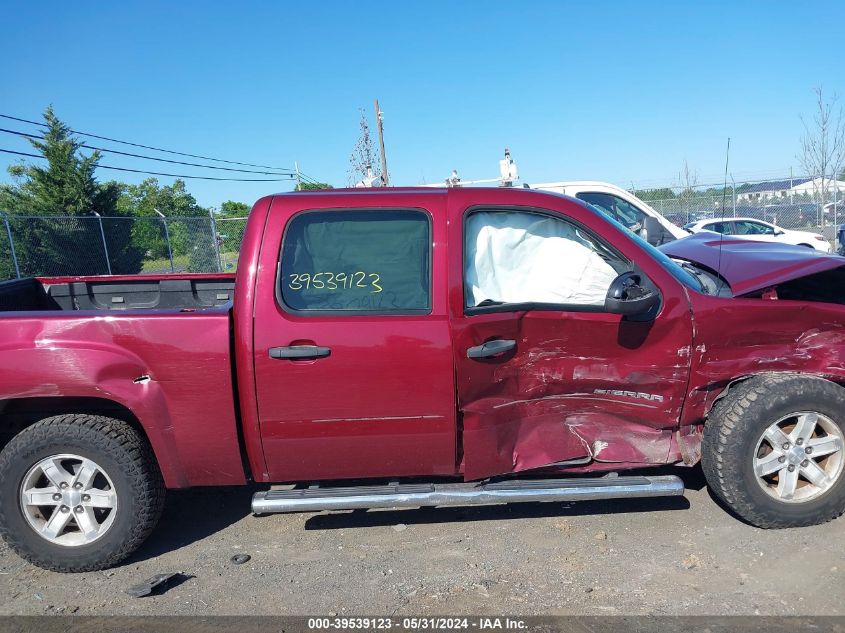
left=464, top=210, right=628, bottom=309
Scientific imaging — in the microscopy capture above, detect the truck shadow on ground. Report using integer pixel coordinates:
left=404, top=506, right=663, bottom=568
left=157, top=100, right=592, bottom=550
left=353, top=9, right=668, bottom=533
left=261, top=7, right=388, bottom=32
left=124, top=466, right=707, bottom=562
left=126, top=486, right=257, bottom=564
left=302, top=466, right=705, bottom=531
left=302, top=496, right=692, bottom=531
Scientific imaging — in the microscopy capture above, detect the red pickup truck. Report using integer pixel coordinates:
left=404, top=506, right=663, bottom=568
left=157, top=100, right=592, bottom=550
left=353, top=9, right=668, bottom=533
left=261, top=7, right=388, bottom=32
left=2, top=187, right=845, bottom=572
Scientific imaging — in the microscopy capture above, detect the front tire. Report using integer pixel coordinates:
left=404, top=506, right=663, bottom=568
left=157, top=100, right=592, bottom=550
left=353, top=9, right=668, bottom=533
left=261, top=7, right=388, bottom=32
left=0, top=414, right=165, bottom=572
left=702, top=374, right=845, bottom=528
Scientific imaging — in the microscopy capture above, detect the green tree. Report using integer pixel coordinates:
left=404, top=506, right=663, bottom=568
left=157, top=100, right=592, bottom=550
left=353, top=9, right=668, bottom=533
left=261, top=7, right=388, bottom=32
left=0, top=107, right=142, bottom=276
left=218, top=200, right=250, bottom=217
left=632, top=187, right=675, bottom=202
left=117, top=178, right=217, bottom=271
left=295, top=182, right=333, bottom=191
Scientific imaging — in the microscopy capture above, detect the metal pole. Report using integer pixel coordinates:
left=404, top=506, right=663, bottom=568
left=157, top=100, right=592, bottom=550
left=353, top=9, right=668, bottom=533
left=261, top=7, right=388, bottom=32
left=209, top=210, right=223, bottom=272
left=92, top=212, right=112, bottom=275
left=2, top=214, right=21, bottom=279
left=155, top=209, right=175, bottom=273
left=789, top=166, right=793, bottom=204
left=730, top=175, right=736, bottom=217
left=374, top=99, right=389, bottom=186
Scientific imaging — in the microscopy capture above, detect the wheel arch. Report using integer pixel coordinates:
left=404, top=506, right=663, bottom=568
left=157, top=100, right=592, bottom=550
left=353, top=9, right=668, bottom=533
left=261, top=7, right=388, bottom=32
left=0, top=395, right=186, bottom=488
left=706, top=371, right=845, bottom=420
left=700, top=371, right=845, bottom=527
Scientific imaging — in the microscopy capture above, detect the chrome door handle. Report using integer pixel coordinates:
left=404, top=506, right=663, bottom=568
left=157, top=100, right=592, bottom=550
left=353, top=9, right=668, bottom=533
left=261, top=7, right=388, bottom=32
left=466, top=339, right=516, bottom=359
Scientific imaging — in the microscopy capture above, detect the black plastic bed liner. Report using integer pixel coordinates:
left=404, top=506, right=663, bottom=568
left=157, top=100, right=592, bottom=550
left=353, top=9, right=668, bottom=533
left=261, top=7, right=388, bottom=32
left=0, top=277, right=236, bottom=312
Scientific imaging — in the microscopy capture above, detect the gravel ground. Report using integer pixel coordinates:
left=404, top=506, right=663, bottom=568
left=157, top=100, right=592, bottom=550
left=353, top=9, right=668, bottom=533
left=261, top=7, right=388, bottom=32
left=0, top=466, right=842, bottom=616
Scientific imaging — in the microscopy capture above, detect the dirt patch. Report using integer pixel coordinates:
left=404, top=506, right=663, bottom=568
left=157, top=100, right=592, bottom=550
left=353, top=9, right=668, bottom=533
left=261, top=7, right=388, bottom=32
left=0, top=467, right=842, bottom=616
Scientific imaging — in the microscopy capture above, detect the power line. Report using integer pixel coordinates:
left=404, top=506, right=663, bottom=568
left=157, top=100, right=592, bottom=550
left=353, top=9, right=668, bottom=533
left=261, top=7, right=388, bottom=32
left=0, top=113, right=295, bottom=172
left=0, top=127, right=294, bottom=176
left=0, top=148, right=296, bottom=182
left=291, top=170, right=321, bottom=187
left=298, top=170, right=325, bottom=186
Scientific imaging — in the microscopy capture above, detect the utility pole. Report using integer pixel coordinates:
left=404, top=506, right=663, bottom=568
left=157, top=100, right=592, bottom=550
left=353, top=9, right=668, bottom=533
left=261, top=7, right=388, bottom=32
left=374, top=99, right=389, bottom=186
left=295, top=161, right=302, bottom=191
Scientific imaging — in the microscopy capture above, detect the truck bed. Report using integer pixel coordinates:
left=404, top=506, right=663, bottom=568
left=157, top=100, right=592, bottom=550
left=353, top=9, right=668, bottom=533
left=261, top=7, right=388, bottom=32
left=0, top=274, right=236, bottom=312
left=0, top=274, right=245, bottom=488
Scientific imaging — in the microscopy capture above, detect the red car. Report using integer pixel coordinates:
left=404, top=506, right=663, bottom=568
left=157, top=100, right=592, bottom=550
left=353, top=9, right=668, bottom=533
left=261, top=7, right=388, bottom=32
left=1, top=187, right=844, bottom=572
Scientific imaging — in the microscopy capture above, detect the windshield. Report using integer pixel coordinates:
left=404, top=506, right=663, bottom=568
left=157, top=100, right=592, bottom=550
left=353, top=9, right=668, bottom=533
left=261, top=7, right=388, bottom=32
left=625, top=226, right=706, bottom=292
left=576, top=192, right=647, bottom=232
left=581, top=203, right=706, bottom=293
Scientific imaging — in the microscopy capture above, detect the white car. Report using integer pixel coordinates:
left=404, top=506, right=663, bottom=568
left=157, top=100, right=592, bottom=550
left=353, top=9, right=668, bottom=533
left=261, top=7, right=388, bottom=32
left=684, top=217, right=831, bottom=253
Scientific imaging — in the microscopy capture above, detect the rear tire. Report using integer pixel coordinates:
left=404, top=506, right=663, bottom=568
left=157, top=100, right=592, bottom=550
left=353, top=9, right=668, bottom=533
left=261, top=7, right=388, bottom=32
left=0, top=414, right=165, bottom=572
left=702, top=374, right=845, bottom=528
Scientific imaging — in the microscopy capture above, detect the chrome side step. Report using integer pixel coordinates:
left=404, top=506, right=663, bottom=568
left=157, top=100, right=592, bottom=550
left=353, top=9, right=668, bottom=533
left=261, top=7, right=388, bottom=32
left=251, top=475, right=684, bottom=514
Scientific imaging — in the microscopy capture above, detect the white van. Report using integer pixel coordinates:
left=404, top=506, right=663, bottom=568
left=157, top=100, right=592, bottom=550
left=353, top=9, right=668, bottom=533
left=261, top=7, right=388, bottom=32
left=527, top=181, right=689, bottom=245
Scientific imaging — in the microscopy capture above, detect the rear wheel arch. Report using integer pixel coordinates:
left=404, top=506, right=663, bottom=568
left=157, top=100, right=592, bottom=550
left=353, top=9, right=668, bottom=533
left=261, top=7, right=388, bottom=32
left=1, top=397, right=138, bottom=446
left=0, top=396, right=182, bottom=487
left=0, top=413, right=166, bottom=571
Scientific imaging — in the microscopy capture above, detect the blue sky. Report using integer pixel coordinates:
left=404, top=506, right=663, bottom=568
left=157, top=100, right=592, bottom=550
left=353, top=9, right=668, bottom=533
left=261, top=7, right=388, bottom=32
left=1, top=1, right=843, bottom=208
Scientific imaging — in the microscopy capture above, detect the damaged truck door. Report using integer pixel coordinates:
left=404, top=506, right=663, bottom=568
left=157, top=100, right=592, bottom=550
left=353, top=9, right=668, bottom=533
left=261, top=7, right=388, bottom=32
left=253, top=202, right=457, bottom=482
left=447, top=190, right=694, bottom=479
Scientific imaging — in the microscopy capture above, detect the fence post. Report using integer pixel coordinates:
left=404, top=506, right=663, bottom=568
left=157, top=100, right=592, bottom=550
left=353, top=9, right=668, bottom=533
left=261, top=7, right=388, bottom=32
left=92, top=212, right=112, bottom=275
left=154, top=209, right=175, bottom=273
left=209, top=210, right=223, bottom=273
left=2, top=214, right=21, bottom=279
left=732, top=182, right=736, bottom=217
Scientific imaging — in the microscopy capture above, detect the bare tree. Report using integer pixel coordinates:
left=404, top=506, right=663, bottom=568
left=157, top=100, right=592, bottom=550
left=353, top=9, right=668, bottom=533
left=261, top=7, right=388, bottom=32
left=798, top=87, right=845, bottom=222
left=347, top=108, right=381, bottom=186
left=676, top=160, right=699, bottom=224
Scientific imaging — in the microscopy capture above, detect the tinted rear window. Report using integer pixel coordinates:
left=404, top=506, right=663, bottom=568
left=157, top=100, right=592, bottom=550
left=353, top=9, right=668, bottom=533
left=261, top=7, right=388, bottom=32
left=279, top=209, right=431, bottom=313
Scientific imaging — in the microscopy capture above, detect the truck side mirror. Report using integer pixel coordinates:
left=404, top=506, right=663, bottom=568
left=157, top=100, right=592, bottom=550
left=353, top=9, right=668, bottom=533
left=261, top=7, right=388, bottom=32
left=642, top=216, right=664, bottom=246
left=605, top=271, right=660, bottom=318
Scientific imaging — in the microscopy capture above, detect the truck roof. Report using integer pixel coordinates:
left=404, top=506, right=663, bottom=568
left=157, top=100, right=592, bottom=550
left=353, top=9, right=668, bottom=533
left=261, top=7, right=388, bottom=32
left=276, top=186, right=449, bottom=196
left=270, top=186, right=573, bottom=203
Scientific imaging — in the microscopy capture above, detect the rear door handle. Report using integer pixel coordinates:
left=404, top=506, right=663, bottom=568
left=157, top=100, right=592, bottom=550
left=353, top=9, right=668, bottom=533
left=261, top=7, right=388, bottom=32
left=466, top=339, right=516, bottom=359
left=269, top=345, right=331, bottom=360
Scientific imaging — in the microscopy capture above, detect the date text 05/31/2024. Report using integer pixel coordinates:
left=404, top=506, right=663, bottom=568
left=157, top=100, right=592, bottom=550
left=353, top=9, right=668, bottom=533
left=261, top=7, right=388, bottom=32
left=307, top=617, right=528, bottom=630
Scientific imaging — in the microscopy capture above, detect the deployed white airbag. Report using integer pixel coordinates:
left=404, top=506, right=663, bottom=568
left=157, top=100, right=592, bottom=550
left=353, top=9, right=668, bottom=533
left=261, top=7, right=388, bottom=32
left=465, top=212, right=618, bottom=307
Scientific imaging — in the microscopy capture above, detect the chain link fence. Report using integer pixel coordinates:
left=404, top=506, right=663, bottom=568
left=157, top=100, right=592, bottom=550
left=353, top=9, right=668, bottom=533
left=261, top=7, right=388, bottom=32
left=647, top=195, right=841, bottom=231
left=640, top=176, right=844, bottom=244
left=3, top=176, right=843, bottom=280
left=217, top=217, right=248, bottom=272
left=0, top=213, right=249, bottom=280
